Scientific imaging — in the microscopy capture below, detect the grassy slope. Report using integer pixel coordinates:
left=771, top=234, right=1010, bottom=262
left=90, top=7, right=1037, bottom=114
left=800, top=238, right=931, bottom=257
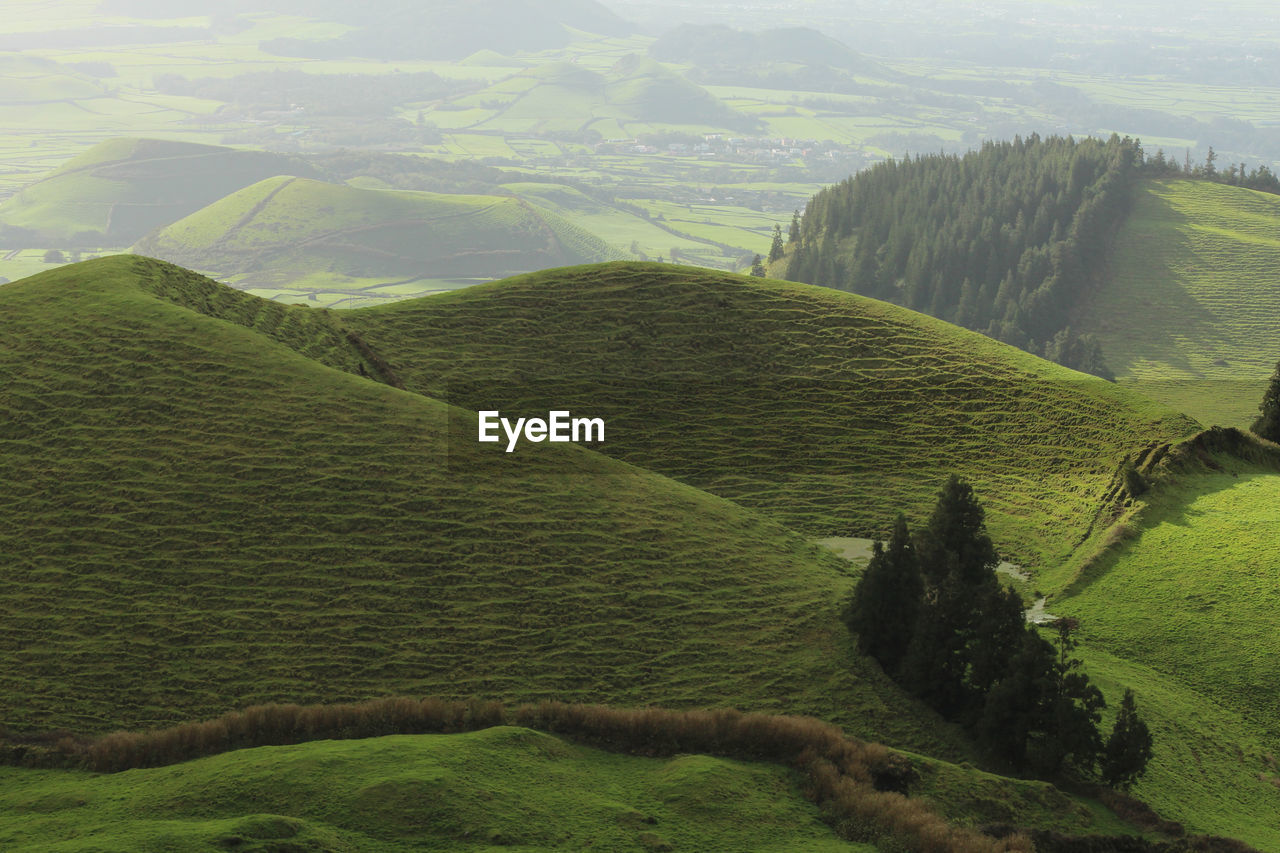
left=0, top=727, right=869, bottom=852
left=344, top=262, right=1197, bottom=568
left=0, top=138, right=313, bottom=244
left=133, top=176, right=625, bottom=296
left=0, top=255, right=965, bottom=760
left=1079, top=178, right=1280, bottom=428
left=1051, top=438, right=1280, bottom=848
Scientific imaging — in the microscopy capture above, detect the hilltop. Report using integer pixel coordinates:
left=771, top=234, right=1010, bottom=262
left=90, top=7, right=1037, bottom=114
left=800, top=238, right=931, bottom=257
left=133, top=176, right=625, bottom=304
left=0, top=728, right=867, bottom=852
left=0, top=255, right=945, bottom=752
left=453, top=55, right=760, bottom=136
left=344, top=262, right=1198, bottom=567
left=0, top=138, right=315, bottom=247
left=1076, top=178, right=1280, bottom=427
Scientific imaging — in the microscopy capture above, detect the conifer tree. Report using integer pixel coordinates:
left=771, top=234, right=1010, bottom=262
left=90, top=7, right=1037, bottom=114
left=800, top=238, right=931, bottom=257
left=788, top=209, right=801, bottom=243
left=845, top=514, right=922, bottom=676
left=1252, top=359, right=1280, bottom=442
left=749, top=254, right=766, bottom=277
left=768, top=224, right=785, bottom=263
left=1101, top=689, right=1153, bottom=790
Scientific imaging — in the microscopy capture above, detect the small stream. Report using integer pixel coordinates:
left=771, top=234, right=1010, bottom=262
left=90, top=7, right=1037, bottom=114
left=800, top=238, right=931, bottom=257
left=815, top=537, right=1056, bottom=624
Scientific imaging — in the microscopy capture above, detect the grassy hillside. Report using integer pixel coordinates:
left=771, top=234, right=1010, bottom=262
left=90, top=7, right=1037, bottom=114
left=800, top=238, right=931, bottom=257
left=0, top=255, right=963, bottom=757
left=133, top=176, right=625, bottom=305
left=345, top=262, right=1198, bottom=567
left=1049, top=431, right=1280, bottom=846
left=0, top=138, right=315, bottom=246
left=0, top=727, right=870, bottom=852
left=1078, top=178, right=1280, bottom=428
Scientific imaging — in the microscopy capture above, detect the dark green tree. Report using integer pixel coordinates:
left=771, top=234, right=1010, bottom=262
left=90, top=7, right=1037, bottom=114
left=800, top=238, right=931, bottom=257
left=1252, top=360, right=1280, bottom=442
left=1101, top=688, right=1153, bottom=790
left=43, top=249, right=65, bottom=263
left=749, top=254, right=766, bottom=277
left=916, top=474, right=999, bottom=588
left=845, top=514, right=922, bottom=676
left=788, top=209, right=801, bottom=243
left=768, top=223, right=785, bottom=262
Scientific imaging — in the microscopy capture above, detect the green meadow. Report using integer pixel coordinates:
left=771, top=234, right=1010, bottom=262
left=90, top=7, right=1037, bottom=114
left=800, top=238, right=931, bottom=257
left=0, top=727, right=869, bottom=852
left=0, top=256, right=966, bottom=761
left=345, top=262, right=1197, bottom=568
left=1080, top=179, right=1280, bottom=428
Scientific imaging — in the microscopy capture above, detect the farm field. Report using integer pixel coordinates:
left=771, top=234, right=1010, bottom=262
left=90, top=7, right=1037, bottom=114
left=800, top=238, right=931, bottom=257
left=1079, top=179, right=1280, bottom=428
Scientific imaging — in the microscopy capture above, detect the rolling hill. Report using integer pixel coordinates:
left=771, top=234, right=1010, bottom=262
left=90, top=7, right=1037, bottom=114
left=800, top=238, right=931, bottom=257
left=455, top=55, right=759, bottom=136
left=343, top=262, right=1199, bottom=568
left=0, top=727, right=868, bottom=853
left=0, top=138, right=316, bottom=247
left=132, top=177, right=626, bottom=305
left=0, top=255, right=945, bottom=755
left=1076, top=178, right=1280, bottom=428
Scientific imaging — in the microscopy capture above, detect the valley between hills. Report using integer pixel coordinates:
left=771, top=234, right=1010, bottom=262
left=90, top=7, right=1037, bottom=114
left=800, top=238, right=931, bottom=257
left=3, top=1, right=1280, bottom=851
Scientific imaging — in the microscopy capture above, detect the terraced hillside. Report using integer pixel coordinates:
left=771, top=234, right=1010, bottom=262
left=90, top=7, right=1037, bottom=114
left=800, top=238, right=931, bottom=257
left=0, top=728, right=868, bottom=852
left=0, top=255, right=948, bottom=752
left=133, top=177, right=625, bottom=305
left=346, top=263, right=1199, bottom=567
left=1078, top=178, right=1280, bottom=428
left=0, top=138, right=315, bottom=245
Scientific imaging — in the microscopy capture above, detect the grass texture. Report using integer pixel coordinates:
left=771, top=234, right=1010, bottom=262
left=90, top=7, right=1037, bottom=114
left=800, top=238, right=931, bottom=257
left=0, top=256, right=958, bottom=757
left=133, top=176, right=625, bottom=297
left=1080, top=178, right=1280, bottom=428
left=345, top=262, right=1198, bottom=567
left=0, top=727, right=869, bottom=852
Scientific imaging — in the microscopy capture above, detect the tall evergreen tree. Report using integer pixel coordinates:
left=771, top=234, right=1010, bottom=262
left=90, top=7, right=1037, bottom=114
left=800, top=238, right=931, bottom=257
left=768, top=223, right=785, bottom=263
left=788, top=209, right=801, bottom=243
left=749, top=254, right=766, bottom=277
left=1101, top=689, right=1153, bottom=790
left=1252, top=359, right=1280, bottom=442
left=845, top=514, right=922, bottom=676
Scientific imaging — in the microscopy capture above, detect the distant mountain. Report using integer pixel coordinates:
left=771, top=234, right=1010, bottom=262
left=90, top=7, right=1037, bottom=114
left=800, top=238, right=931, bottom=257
left=651, top=24, right=885, bottom=76
left=257, top=0, right=634, bottom=61
left=133, top=176, right=626, bottom=293
left=0, top=138, right=315, bottom=247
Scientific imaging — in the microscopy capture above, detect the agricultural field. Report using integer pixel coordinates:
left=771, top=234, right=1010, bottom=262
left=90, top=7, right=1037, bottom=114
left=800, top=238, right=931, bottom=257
left=1078, top=179, right=1280, bottom=428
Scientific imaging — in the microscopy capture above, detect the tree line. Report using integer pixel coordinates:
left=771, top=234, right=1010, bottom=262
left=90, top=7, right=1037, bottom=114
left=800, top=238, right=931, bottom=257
left=846, top=475, right=1152, bottom=789
left=779, top=133, right=1141, bottom=378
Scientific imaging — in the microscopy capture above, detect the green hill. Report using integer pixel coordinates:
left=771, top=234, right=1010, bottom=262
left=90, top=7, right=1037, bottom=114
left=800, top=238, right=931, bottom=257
left=0, top=727, right=868, bottom=852
left=461, top=55, right=758, bottom=135
left=344, top=262, right=1198, bottom=567
left=0, top=138, right=316, bottom=247
left=1047, top=429, right=1280, bottom=847
left=132, top=177, right=626, bottom=305
left=0, top=255, right=951, bottom=754
left=1077, top=178, right=1280, bottom=428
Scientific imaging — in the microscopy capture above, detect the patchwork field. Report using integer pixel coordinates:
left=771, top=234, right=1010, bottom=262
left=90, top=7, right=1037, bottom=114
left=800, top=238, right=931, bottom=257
left=345, top=262, right=1199, bottom=568
left=1078, top=179, right=1280, bottom=428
